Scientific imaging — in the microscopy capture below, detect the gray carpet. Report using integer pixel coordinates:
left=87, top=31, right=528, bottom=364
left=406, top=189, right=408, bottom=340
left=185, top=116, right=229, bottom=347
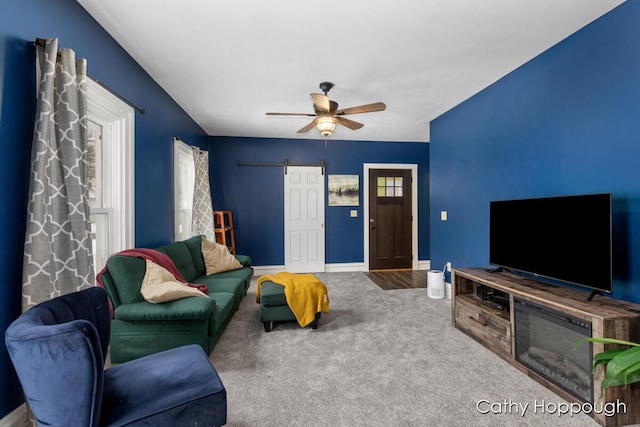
left=211, top=272, right=599, bottom=426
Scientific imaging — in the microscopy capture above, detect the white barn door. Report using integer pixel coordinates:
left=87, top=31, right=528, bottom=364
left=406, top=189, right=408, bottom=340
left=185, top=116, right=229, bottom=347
left=284, top=166, right=325, bottom=273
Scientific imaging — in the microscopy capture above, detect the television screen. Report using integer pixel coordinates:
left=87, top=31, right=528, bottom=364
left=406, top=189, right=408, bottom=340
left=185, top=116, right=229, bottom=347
left=489, top=193, right=612, bottom=293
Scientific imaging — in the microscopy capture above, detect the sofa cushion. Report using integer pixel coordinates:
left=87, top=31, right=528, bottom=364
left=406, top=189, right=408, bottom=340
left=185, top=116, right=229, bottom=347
left=140, top=260, right=208, bottom=303
left=114, top=297, right=217, bottom=322
left=208, top=292, right=235, bottom=336
left=194, top=277, right=245, bottom=308
left=183, top=235, right=207, bottom=277
left=202, top=237, right=242, bottom=275
left=155, top=242, right=198, bottom=282
left=206, top=267, right=254, bottom=290
left=106, top=256, right=146, bottom=305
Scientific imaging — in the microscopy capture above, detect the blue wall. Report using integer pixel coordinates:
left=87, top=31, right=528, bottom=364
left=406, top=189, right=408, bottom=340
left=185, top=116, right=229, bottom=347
left=0, top=0, right=209, bottom=418
left=429, top=1, right=640, bottom=302
left=0, top=2, right=429, bottom=418
left=4, top=0, right=630, bottom=420
left=209, top=136, right=430, bottom=266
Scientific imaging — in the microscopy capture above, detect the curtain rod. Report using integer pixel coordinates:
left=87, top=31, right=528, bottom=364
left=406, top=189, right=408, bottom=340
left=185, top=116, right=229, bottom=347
left=34, top=38, right=145, bottom=115
left=237, top=159, right=326, bottom=174
left=88, top=74, right=145, bottom=114
left=173, top=137, right=207, bottom=152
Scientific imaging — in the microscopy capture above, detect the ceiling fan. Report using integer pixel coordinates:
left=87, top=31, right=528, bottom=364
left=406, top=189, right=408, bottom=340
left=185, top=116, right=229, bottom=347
left=266, top=82, right=386, bottom=137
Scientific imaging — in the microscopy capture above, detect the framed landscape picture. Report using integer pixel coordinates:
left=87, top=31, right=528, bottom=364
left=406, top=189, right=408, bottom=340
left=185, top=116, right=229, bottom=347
left=328, top=175, right=359, bottom=206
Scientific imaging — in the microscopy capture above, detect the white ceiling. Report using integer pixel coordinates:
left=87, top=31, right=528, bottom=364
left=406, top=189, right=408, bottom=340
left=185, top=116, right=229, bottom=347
left=77, top=0, right=624, bottom=143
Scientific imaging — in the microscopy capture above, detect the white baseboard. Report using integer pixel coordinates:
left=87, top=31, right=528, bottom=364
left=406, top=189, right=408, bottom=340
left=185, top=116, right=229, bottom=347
left=417, top=260, right=431, bottom=270
left=252, top=264, right=366, bottom=275
left=252, top=261, right=431, bottom=275
left=0, top=404, right=27, bottom=427
left=325, top=262, right=365, bottom=272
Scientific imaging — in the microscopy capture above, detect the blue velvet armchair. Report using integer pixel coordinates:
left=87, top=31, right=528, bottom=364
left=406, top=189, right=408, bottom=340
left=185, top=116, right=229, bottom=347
left=5, top=286, right=227, bottom=426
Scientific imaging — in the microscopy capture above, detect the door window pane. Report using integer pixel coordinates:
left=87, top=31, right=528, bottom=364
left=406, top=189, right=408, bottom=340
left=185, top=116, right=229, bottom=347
left=377, top=176, right=403, bottom=198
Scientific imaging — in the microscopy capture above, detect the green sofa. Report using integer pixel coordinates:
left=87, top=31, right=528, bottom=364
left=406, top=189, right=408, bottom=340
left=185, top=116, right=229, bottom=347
left=99, top=235, right=253, bottom=363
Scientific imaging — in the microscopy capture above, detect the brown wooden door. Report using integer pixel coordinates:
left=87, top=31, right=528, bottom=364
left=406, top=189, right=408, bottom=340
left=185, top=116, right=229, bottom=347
left=368, top=169, right=412, bottom=270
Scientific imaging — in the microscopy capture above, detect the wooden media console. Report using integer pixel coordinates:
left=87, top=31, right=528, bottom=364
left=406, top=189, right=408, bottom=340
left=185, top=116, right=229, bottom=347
left=452, top=267, right=640, bottom=426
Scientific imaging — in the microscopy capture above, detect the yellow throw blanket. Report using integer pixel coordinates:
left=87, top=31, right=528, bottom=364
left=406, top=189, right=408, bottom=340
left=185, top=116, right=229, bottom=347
left=257, top=272, right=330, bottom=327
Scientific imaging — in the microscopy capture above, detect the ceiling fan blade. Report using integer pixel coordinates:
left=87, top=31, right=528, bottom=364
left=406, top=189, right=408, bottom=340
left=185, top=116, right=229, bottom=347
left=335, top=102, right=386, bottom=116
left=297, top=118, right=319, bottom=133
left=335, top=116, right=364, bottom=130
left=311, top=93, right=331, bottom=113
left=266, top=112, right=317, bottom=117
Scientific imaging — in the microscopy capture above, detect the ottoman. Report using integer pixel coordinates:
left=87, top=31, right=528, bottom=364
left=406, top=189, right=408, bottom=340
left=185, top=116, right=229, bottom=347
left=259, top=280, right=321, bottom=332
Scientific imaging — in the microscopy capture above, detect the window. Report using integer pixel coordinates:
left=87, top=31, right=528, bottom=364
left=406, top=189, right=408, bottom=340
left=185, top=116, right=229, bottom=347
left=87, top=120, right=109, bottom=272
left=87, top=79, right=135, bottom=275
left=174, top=139, right=194, bottom=241
left=376, top=176, right=403, bottom=197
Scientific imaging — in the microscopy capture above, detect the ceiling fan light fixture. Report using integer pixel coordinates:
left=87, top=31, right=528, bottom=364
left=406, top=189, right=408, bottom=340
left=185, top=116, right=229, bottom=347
left=266, top=82, right=385, bottom=137
left=316, top=116, right=336, bottom=137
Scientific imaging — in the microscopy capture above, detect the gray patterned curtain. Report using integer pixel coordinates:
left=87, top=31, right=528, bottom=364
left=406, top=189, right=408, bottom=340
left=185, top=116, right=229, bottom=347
left=191, top=147, right=215, bottom=241
left=22, top=38, right=94, bottom=311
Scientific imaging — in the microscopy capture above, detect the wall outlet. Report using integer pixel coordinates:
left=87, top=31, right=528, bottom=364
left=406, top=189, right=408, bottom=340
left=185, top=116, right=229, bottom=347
left=446, top=262, right=452, bottom=272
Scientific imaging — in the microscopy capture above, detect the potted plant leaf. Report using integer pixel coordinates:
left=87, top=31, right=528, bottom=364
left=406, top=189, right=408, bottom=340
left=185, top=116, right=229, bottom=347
left=576, top=337, right=640, bottom=397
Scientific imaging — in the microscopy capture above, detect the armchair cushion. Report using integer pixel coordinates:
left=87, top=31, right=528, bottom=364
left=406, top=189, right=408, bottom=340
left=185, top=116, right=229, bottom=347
left=101, top=344, right=226, bottom=426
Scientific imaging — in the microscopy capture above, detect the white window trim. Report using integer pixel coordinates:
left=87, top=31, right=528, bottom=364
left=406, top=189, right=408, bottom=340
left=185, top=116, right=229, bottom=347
left=87, top=79, right=135, bottom=255
left=173, top=138, right=195, bottom=241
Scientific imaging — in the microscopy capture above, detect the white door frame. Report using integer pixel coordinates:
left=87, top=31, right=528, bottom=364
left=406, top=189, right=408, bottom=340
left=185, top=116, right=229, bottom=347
left=363, top=163, right=418, bottom=271
left=284, top=166, right=326, bottom=272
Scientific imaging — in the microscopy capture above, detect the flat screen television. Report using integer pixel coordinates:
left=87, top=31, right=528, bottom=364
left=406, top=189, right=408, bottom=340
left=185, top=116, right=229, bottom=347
left=489, top=193, right=612, bottom=296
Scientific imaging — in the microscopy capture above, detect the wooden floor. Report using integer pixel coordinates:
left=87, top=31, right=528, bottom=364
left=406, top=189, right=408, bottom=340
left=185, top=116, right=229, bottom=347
left=364, top=270, right=428, bottom=290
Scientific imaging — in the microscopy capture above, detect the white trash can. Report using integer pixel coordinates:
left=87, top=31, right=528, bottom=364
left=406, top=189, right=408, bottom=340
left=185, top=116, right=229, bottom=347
left=427, top=270, right=445, bottom=299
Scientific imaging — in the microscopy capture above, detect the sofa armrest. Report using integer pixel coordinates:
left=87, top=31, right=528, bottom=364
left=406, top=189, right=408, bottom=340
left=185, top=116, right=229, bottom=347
left=99, top=272, right=122, bottom=308
left=114, top=297, right=217, bottom=322
left=235, top=255, right=252, bottom=267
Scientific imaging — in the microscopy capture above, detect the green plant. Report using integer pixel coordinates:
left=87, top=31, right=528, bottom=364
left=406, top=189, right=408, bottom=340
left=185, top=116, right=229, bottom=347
left=576, top=337, right=640, bottom=397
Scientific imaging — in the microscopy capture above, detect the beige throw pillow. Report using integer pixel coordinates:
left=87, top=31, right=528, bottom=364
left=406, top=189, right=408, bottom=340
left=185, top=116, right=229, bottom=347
left=140, top=260, right=208, bottom=303
left=202, top=237, right=242, bottom=275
